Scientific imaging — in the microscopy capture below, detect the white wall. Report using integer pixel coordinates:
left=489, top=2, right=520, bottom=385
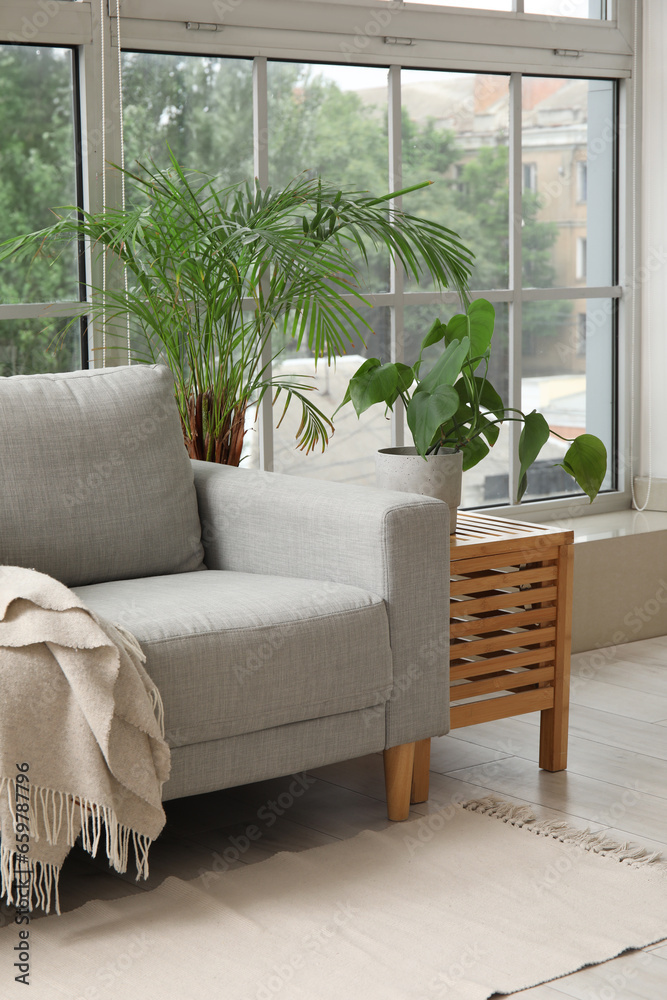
left=641, top=0, right=667, bottom=481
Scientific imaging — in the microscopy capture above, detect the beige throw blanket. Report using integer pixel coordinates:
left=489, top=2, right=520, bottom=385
left=0, top=566, right=170, bottom=914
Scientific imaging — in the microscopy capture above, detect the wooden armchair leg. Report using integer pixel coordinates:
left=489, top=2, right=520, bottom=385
left=383, top=742, right=415, bottom=821
left=410, top=738, right=431, bottom=804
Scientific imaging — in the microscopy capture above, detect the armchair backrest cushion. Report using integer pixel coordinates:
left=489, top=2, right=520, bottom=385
left=0, top=364, right=205, bottom=586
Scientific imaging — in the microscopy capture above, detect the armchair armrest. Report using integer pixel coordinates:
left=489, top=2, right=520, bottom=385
left=192, top=461, right=450, bottom=746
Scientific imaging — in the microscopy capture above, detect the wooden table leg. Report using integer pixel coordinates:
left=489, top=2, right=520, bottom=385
left=410, top=738, right=431, bottom=804
left=539, top=541, right=574, bottom=771
left=383, top=742, right=415, bottom=821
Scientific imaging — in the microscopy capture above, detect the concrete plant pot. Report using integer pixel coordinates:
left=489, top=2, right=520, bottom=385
left=375, top=446, right=463, bottom=533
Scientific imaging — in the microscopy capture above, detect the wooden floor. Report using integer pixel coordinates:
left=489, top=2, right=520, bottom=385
left=16, top=635, right=667, bottom=997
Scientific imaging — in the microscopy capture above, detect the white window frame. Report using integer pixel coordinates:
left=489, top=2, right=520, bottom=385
left=0, top=0, right=640, bottom=521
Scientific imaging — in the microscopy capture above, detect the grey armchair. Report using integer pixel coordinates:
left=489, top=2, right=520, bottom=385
left=0, top=364, right=450, bottom=820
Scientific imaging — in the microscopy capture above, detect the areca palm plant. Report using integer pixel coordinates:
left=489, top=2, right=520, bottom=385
left=0, top=152, right=474, bottom=464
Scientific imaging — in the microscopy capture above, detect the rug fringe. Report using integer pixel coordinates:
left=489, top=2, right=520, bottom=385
left=462, top=795, right=666, bottom=868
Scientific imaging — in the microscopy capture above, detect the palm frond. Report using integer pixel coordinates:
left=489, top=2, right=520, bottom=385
left=0, top=151, right=474, bottom=463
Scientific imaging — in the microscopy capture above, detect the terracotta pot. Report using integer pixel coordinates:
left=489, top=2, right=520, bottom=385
left=375, top=446, right=463, bottom=533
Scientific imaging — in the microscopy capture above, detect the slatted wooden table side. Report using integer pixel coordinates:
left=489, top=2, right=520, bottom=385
left=449, top=512, right=575, bottom=771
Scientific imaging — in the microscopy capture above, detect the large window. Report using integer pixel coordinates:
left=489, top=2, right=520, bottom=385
left=0, top=0, right=633, bottom=518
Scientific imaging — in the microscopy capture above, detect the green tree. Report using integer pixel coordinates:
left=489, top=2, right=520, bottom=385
left=122, top=53, right=254, bottom=185
left=0, top=45, right=80, bottom=375
left=400, top=129, right=572, bottom=391
left=267, top=65, right=387, bottom=192
left=263, top=64, right=392, bottom=358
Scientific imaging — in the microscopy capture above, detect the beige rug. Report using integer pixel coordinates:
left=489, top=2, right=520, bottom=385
left=1, top=797, right=666, bottom=999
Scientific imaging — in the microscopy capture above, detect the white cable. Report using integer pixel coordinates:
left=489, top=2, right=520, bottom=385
left=99, top=0, right=107, bottom=367
left=630, top=0, right=651, bottom=511
left=115, top=0, right=131, bottom=364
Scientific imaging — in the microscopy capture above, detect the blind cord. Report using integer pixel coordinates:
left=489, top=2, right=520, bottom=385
left=114, top=0, right=131, bottom=364
left=99, top=0, right=106, bottom=367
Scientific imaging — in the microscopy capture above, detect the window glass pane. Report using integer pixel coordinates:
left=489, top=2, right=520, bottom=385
left=522, top=77, right=615, bottom=289
left=271, top=307, right=391, bottom=484
left=122, top=53, right=253, bottom=185
left=267, top=62, right=391, bottom=484
left=521, top=297, right=613, bottom=500
left=403, top=302, right=511, bottom=508
left=267, top=62, right=387, bottom=190
left=524, top=0, right=606, bottom=17
left=0, top=316, right=81, bottom=377
left=402, top=71, right=510, bottom=291
left=240, top=404, right=260, bottom=470
left=267, top=61, right=389, bottom=293
left=115, top=54, right=254, bottom=375
left=0, top=46, right=78, bottom=304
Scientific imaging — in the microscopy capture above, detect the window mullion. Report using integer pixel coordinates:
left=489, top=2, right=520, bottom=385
left=509, top=72, right=523, bottom=506
left=82, top=1, right=125, bottom=367
left=388, top=64, right=405, bottom=449
left=71, top=47, right=90, bottom=370
left=253, top=56, right=273, bottom=472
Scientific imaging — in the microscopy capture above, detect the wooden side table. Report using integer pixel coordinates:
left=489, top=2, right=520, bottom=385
left=449, top=512, right=575, bottom=771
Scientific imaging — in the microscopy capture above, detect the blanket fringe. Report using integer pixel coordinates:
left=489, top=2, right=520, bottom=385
left=0, top=777, right=155, bottom=915
left=148, top=684, right=165, bottom=739
left=1, top=844, right=61, bottom=915
left=462, top=795, right=666, bottom=868
left=109, top=621, right=146, bottom=664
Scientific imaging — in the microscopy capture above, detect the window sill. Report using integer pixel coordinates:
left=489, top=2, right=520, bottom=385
left=464, top=490, right=632, bottom=526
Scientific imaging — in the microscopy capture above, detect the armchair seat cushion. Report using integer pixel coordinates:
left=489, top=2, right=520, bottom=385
left=74, top=571, right=392, bottom=748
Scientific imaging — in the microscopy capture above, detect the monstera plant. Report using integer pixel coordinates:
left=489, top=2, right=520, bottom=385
left=0, top=151, right=475, bottom=465
left=339, top=298, right=607, bottom=503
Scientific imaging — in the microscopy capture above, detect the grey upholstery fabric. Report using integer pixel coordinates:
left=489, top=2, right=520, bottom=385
left=163, top=709, right=386, bottom=801
left=0, top=365, right=204, bottom=586
left=193, top=462, right=450, bottom=747
left=4, top=365, right=450, bottom=813
left=74, top=570, right=392, bottom=747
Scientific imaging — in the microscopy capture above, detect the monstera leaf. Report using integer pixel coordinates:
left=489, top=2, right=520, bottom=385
left=341, top=298, right=608, bottom=504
